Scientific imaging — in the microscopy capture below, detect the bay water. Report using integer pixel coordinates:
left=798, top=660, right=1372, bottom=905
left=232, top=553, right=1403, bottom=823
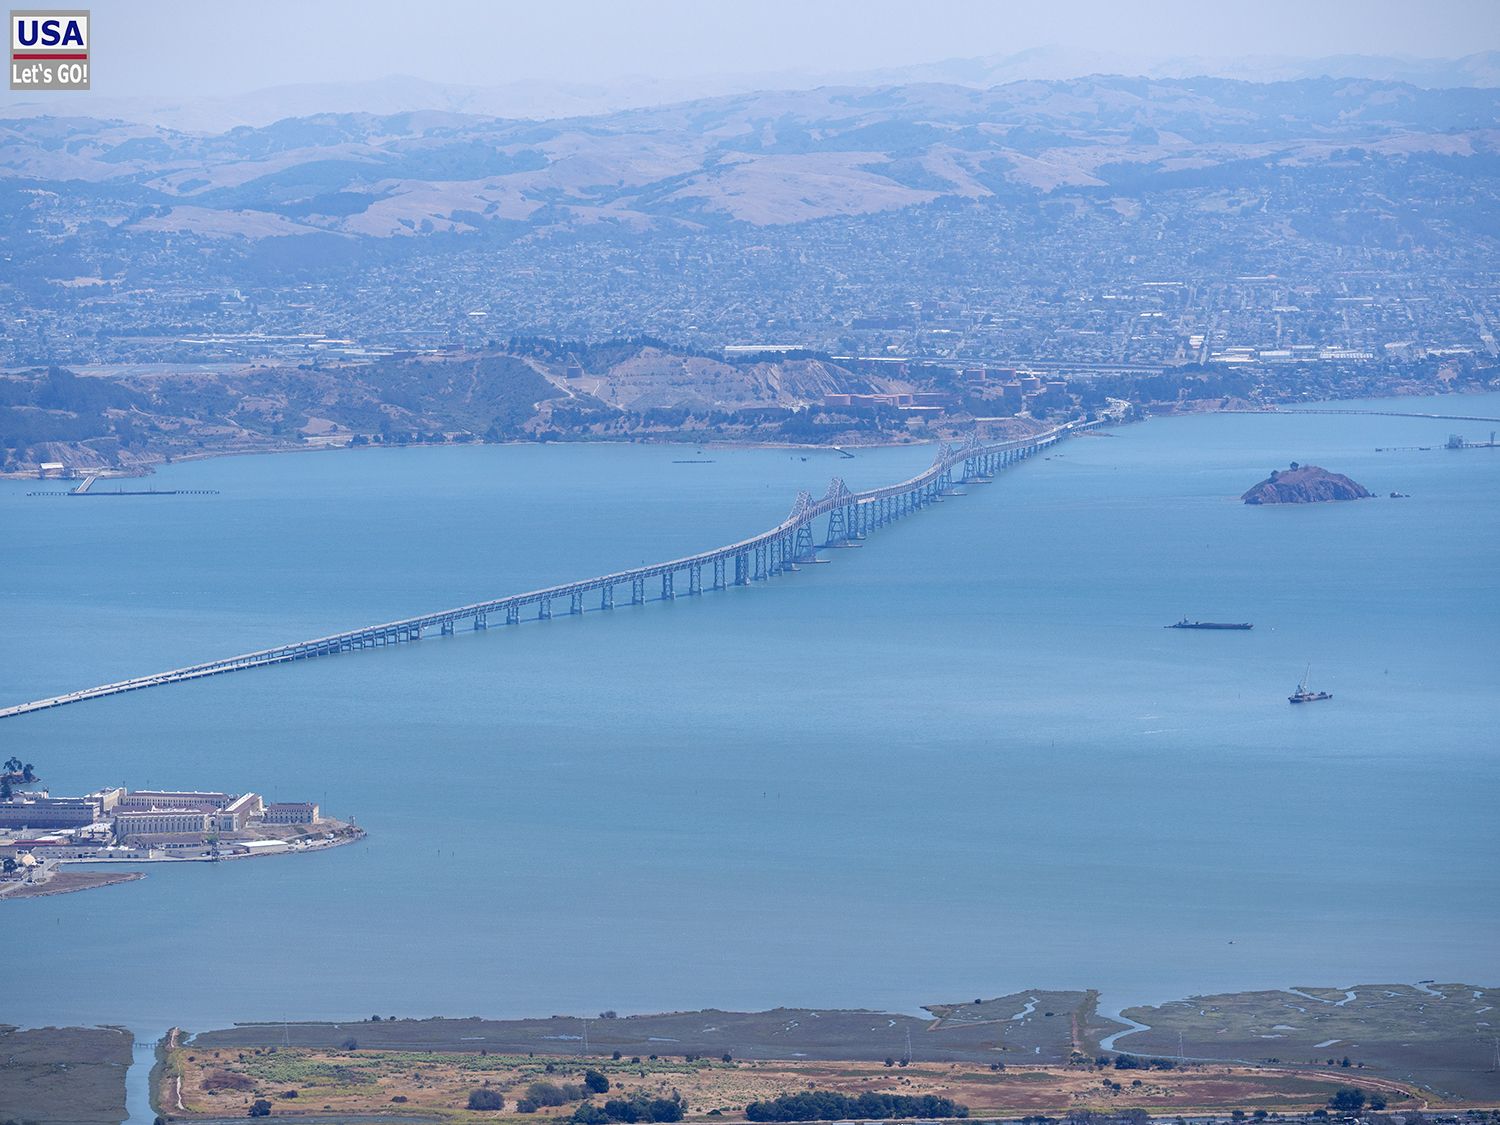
left=2, top=394, right=1496, bottom=1119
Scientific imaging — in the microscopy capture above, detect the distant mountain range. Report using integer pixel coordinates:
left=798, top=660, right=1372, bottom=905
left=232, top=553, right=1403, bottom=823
left=1, top=48, right=1496, bottom=132
left=4, top=75, right=1496, bottom=236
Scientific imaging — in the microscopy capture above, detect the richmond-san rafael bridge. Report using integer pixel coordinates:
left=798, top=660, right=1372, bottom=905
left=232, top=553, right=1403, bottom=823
left=0, top=424, right=1085, bottom=721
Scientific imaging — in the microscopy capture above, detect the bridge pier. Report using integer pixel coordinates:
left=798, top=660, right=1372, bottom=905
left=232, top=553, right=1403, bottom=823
left=826, top=503, right=846, bottom=545
left=570, top=591, right=583, bottom=615
left=601, top=584, right=614, bottom=610
left=506, top=604, right=520, bottom=626
left=632, top=575, right=646, bottom=605
left=689, top=562, right=702, bottom=594
left=538, top=598, right=552, bottom=621
left=713, top=557, right=726, bottom=590
left=753, top=542, right=768, bottom=580
left=794, top=521, right=815, bottom=560
left=441, top=620, right=454, bottom=636
left=662, top=571, right=675, bottom=599
left=474, top=613, right=487, bottom=630
left=734, top=552, right=750, bottom=585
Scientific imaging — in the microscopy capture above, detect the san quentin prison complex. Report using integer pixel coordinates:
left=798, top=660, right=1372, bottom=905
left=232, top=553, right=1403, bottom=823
left=0, top=788, right=320, bottom=858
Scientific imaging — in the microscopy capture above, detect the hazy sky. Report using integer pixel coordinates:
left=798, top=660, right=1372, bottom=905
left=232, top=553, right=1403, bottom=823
left=17, top=0, right=1500, bottom=98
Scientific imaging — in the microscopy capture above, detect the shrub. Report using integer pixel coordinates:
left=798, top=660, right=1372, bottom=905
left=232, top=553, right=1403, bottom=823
left=468, top=1088, right=505, bottom=1111
left=248, top=1100, right=272, bottom=1118
left=585, top=1069, right=610, bottom=1094
left=526, top=1081, right=570, bottom=1107
left=340, top=1037, right=358, bottom=1051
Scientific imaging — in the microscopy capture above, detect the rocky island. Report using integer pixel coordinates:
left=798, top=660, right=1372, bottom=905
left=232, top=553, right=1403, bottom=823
left=1242, top=462, right=1373, bottom=505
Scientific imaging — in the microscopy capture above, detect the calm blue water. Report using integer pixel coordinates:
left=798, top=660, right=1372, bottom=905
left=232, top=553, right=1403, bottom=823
left=2, top=395, right=1497, bottom=1120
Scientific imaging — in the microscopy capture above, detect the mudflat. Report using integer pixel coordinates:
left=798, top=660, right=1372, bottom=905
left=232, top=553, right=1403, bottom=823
left=1119, top=983, right=1500, bottom=1101
left=0, top=1024, right=132, bottom=1125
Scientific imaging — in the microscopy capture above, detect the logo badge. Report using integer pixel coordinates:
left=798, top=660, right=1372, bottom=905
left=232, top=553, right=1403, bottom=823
left=11, top=9, right=90, bottom=90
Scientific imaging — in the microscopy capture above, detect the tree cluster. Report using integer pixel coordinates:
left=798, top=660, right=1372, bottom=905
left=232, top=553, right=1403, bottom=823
left=517, top=1080, right=590, bottom=1112
left=572, top=1092, right=686, bottom=1124
left=1328, top=1087, right=1385, bottom=1113
left=744, top=1091, right=970, bottom=1121
left=1108, top=1054, right=1176, bottom=1070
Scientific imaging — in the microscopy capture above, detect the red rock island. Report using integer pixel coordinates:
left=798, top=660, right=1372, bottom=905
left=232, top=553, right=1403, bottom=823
left=1241, top=462, right=1373, bottom=505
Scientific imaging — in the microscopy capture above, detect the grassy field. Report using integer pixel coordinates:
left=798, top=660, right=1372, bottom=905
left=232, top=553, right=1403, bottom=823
left=161, top=1046, right=1422, bottom=1122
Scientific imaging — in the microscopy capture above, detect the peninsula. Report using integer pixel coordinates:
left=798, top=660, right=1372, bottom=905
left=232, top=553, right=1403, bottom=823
left=0, top=777, right=361, bottom=899
left=1241, top=463, right=1373, bottom=505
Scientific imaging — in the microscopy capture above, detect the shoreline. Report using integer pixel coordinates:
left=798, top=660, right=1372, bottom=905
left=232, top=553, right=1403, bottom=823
left=141, top=983, right=1499, bottom=1117
left=0, top=824, right=365, bottom=900
left=0, top=430, right=957, bottom=483
left=4, top=382, right=1494, bottom=483
left=0, top=868, right=146, bottom=899
left=0, top=405, right=1073, bottom=483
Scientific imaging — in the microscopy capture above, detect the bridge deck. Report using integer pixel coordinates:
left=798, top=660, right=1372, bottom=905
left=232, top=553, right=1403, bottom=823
left=0, top=424, right=1083, bottom=720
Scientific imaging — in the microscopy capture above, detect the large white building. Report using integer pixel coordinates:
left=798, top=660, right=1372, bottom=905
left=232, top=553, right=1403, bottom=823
left=114, top=809, right=212, bottom=841
left=263, top=802, right=319, bottom=825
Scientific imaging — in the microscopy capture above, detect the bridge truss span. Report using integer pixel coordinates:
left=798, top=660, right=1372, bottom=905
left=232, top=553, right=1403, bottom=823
left=0, top=423, right=1089, bottom=720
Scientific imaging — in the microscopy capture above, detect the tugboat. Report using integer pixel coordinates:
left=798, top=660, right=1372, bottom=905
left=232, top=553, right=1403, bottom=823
left=1166, top=618, right=1253, bottom=630
left=1289, top=667, right=1333, bottom=704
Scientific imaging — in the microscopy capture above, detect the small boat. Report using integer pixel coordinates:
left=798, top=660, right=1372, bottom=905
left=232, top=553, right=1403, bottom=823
left=1166, top=619, right=1253, bottom=630
left=1289, top=667, right=1333, bottom=704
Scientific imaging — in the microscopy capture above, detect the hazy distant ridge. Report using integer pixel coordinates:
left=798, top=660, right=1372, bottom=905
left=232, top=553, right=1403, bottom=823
left=1, top=47, right=1497, bottom=131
